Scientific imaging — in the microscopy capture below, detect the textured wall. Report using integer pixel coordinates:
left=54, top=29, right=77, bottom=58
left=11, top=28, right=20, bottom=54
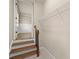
left=40, top=1, right=70, bottom=59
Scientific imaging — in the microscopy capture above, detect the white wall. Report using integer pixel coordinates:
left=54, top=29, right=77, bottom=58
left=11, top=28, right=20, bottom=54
left=34, top=1, right=44, bottom=47
left=43, top=0, right=69, bottom=16
left=40, top=1, right=70, bottom=59
left=34, top=1, right=44, bottom=29
left=9, top=0, right=14, bottom=50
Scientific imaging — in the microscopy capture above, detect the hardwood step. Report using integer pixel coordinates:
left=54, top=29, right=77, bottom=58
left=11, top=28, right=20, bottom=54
left=10, top=45, right=36, bottom=54
left=11, top=43, right=35, bottom=50
left=13, top=39, right=34, bottom=43
left=16, top=33, right=33, bottom=40
left=10, top=50, right=36, bottom=59
left=12, top=39, right=34, bottom=46
left=10, top=48, right=37, bottom=58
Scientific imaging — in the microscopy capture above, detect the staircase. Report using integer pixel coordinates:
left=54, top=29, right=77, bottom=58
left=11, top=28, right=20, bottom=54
left=10, top=33, right=37, bottom=59
left=9, top=34, right=37, bottom=59
left=10, top=0, right=39, bottom=59
left=10, top=26, right=39, bottom=59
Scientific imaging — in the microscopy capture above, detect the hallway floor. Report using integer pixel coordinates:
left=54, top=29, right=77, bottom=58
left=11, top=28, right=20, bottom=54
left=25, top=47, right=55, bottom=59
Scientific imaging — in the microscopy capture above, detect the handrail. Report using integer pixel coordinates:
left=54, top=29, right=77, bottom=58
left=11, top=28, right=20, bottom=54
left=34, top=25, right=39, bottom=57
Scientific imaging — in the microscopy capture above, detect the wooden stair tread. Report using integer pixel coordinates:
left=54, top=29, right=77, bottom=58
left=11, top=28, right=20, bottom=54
left=16, top=33, right=33, bottom=40
left=12, top=40, right=34, bottom=47
left=10, top=45, right=36, bottom=54
left=13, top=39, right=34, bottom=43
left=10, top=50, right=36, bottom=59
left=10, top=48, right=36, bottom=57
left=12, top=43, right=35, bottom=50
